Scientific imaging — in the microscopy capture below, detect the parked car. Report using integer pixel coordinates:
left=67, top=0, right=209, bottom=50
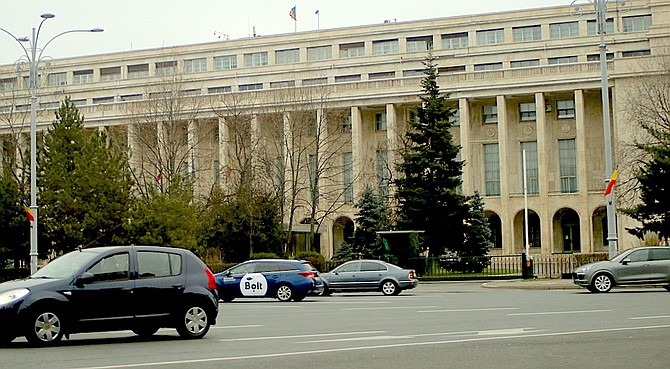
left=572, top=246, right=670, bottom=293
left=320, top=260, right=418, bottom=296
left=0, top=246, right=219, bottom=346
left=215, top=259, right=323, bottom=302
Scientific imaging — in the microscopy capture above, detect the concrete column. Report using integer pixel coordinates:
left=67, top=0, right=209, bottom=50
left=459, top=98, right=472, bottom=194
left=250, top=115, right=260, bottom=179
left=535, top=93, right=552, bottom=254
left=188, top=120, right=197, bottom=179
left=574, top=89, right=592, bottom=252
left=127, top=124, right=140, bottom=178
left=496, top=95, right=513, bottom=255
left=385, top=103, right=398, bottom=199
left=218, top=117, right=230, bottom=185
left=283, top=112, right=294, bottom=204
left=351, top=106, right=365, bottom=201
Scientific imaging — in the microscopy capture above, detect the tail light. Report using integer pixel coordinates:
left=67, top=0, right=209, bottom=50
left=408, top=270, right=416, bottom=280
left=205, top=267, right=217, bottom=290
left=298, top=271, right=317, bottom=278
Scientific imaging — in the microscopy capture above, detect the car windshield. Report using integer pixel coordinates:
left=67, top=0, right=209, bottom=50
left=32, top=250, right=102, bottom=279
left=610, top=249, right=635, bottom=263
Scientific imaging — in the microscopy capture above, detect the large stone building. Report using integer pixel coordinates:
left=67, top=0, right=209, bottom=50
left=2, top=0, right=669, bottom=258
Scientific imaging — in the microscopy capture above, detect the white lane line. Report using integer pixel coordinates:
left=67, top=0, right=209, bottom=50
left=217, top=330, right=386, bottom=342
left=418, top=307, right=519, bottom=313
left=211, top=324, right=263, bottom=330
left=508, top=309, right=612, bottom=316
left=343, top=305, right=437, bottom=311
left=75, top=324, right=670, bottom=369
left=298, top=328, right=543, bottom=343
left=630, top=316, right=670, bottom=320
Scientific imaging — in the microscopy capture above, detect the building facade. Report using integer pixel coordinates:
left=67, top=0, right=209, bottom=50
left=2, top=0, right=669, bottom=258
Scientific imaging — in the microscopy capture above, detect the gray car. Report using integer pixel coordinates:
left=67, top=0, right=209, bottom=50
left=320, top=260, right=418, bottom=296
left=572, top=246, right=670, bottom=293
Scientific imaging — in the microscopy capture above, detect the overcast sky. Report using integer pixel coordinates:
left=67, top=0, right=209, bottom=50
left=1, top=0, right=572, bottom=66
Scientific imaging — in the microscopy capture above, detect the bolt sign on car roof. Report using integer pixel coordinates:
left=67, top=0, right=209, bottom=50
left=0, top=246, right=218, bottom=346
left=214, top=259, right=324, bottom=302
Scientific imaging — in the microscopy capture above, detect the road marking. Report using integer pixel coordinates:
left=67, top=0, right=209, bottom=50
left=343, top=305, right=437, bottom=311
left=298, top=328, right=541, bottom=343
left=630, top=316, right=670, bottom=320
left=418, top=307, right=519, bottom=313
left=211, top=324, right=263, bottom=330
left=75, top=324, right=670, bottom=369
left=217, top=330, right=386, bottom=342
left=508, top=309, right=612, bottom=316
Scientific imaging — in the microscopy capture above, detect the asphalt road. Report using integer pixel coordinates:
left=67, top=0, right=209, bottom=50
left=2, top=282, right=670, bottom=369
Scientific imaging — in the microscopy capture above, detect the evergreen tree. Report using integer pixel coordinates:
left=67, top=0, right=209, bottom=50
left=0, top=173, right=28, bottom=267
left=335, top=187, right=393, bottom=260
left=395, top=54, right=469, bottom=257
left=38, top=97, right=135, bottom=256
left=461, top=192, right=493, bottom=272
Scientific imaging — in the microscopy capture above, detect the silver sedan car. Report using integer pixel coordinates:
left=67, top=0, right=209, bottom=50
left=320, top=260, right=418, bottom=296
left=572, top=246, right=670, bottom=293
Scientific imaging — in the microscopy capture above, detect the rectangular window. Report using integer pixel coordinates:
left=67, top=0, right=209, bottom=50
left=214, top=55, right=237, bottom=70
left=93, top=96, right=114, bottom=104
left=513, top=25, right=541, bottom=42
left=559, top=139, right=578, bottom=193
left=244, top=52, right=268, bottom=67
left=369, top=71, right=395, bottom=80
left=449, top=109, right=460, bottom=126
left=587, top=53, right=614, bottom=61
left=406, top=36, right=433, bottom=53
left=120, top=94, right=142, bottom=101
left=587, top=18, right=614, bottom=35
left=548, top=56, right=578, bottom=64
left=438, top=66, right=466, bottom=74
left=185, top=58, right=207, bottom=73
left=441, top=32, right=468, bottom=49
left=208, top=86, right=231, bottom=94
left=342, top=115, right=352, bottom=133
left=303, top=77, right=327, bottom=85
left=519, top=103, right=536, bottom=121
left=484, top=144, right=501, bottom=196
left=127, top=64, right=149, bottom=79
left=0, top=77, right=16, bottom=91
left=275, top=48, right=300, bottom=64
left=521, top=141, right=539, bottom=195
left=270, top=80, right=295, bottom=88
left=511, top=59, right=540, bottom=68
left=376, top=149, right=390, bottom=197
left=403, top=69, right=424, bottom=77
left=155, top=61, right=177, bottom=76
left=623, top=15, right=652, bottom=32
left=622, top=50, right=651, bottom=57
left=375, top=112, right=387, bottom=131
left=100, top=66, right=121, bottom=81
left=47, top=72, right=67, bottom=86
left=73, top=69, right=93, bottom=84
left=474, top=62, right=503, bottom=71
left=557, top=99, right=575, bottom=119
left=550, top=22, right=579, bottom=38
left=483, top=105, right=498, bottom=124
left=342, top=152, right=354, bottom=203
left=476, top=29, right=504, bottom=45
left=335, top=74, right=361, bottom=83
left=339, top=42, right=365, bottom=58
left=307, top=45, right=332, bottom=61
left=239, top=83, right=263, bottom=91
left=372, top=39, right=399, bottom=55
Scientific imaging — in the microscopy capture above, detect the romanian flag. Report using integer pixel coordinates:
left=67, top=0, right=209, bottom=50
left=604, top=170, right=618, bottom=197
left=289, top=6, right=297, bottom=21
left=22, top=199, right=35, bottom=222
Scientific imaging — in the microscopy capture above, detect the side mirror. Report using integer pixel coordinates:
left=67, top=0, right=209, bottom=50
left=621, top=258, right=630, bottom=265
left=76, top=272, right=95, bottom=287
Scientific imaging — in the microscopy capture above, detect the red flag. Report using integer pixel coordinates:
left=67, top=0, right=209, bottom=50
left=604, top=170, right=618, bottom=197
left=289, top=6, right=297, bottom=21
left=22, top=199, right=35, bottom=222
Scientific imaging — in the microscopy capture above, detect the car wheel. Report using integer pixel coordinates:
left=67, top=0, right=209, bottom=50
left=591, top=273, right=613, bottom=293
left=132, top=325, right=159, bottom=338
left=25, top=309, right=64, bottom=346
left=381, top=280, right=400, bottom=296
left=293, top=293, right=306, bottom=302
left=321, top=285, right=332, bottom=296
left=276, top=285, right=293, bottom=302
left=176, top=305, right=211, bottom=339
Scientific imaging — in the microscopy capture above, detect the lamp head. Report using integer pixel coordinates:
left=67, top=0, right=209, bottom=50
left=40, top=13, right=55, bottom=19
left=17, top=37, right=30, bottom=42
left=90, top=28, right=104, bottom=33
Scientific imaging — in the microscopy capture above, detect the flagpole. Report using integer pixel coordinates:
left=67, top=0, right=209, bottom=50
left=316, top=10, right=320, bottom=30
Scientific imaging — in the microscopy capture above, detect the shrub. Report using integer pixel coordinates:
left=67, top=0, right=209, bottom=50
left=250, top=252, right=280, bottom=260
left=296, top=251, right=325, bottom=272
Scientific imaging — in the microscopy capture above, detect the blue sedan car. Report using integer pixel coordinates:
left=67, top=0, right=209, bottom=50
left=215, top=259, right=323, bottom=302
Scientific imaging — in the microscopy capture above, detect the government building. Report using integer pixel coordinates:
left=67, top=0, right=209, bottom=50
left=2, top=0, right=669, bottom=259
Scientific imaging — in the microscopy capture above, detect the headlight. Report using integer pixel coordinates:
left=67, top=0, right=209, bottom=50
left=576, top=266, right=590, bottom=273
left=0, top=288, right=29, bottom=307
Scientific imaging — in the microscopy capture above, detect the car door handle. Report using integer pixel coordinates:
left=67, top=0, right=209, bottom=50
left=172, top=284, right=184, bottom=289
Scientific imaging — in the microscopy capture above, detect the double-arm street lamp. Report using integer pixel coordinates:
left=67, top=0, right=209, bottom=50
left=1, top=13, right=103, bottom=274
left=570, top=0, right=628, bottom=259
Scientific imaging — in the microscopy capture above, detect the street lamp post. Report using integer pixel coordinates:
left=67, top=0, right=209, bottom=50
left=570, top=0, right=626, bottom=259
left=1, top=14, right=103, bottom=274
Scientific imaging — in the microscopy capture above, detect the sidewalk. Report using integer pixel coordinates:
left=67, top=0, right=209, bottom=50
left=481, top=278, right=581, bottom=290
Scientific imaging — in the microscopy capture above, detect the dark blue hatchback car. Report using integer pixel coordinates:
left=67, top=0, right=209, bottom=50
left=215, top=259, right=323, bottom=302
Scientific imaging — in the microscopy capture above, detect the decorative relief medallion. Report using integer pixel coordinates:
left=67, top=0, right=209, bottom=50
left=487, top=127, right=496, bottom=137
left=523, top=125, right=533, bottom=136
left=561, top=123, right=571, bottom=133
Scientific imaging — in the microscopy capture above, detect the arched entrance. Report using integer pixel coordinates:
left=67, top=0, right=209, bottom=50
left=514, top=209, right=541, bottom=253
left=553, top=208, right=581, bottom=253
left=485, top=211, right=502, bottom=250
left=332, top=216, right=354, bottom=257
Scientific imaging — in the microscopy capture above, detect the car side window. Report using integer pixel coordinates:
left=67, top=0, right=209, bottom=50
left=338, top=262, right=359, bottom=273
left=229, top=263, right=256, bottom=274
left=277, top=262, right=300, bottom=271
left=138, top=251, right=182, bottom=278
left=649, top=248, right=670, bottom=261
left=86, top=253, right=130, bottom=283
left=626, top=250, right=649, bottom=263
left=360, top=262, right=382, bottom=272
left=256, top=262, right=279, bottom=273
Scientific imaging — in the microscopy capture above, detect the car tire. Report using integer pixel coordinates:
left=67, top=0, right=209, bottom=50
left=276, top=285, right=293, bottom=302
left=321, top=285, right=332, bottom=296
left=176, top=304, right=211, bottom=339
left=381, top=280, right=400, bottom=296
left=25, top=308, right=65, bottom=346
left=132, top=325, right=160, bottom=338
left=293, top=293, right=306, bottom=302
left=591, top=273, right=613, bottom=293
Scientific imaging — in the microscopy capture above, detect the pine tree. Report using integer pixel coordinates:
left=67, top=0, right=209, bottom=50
left=395, top=54, right=469, bottom=257
left=38, top=97, right=135, bottom=255
left=461, top=192, right=493, bottom=272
